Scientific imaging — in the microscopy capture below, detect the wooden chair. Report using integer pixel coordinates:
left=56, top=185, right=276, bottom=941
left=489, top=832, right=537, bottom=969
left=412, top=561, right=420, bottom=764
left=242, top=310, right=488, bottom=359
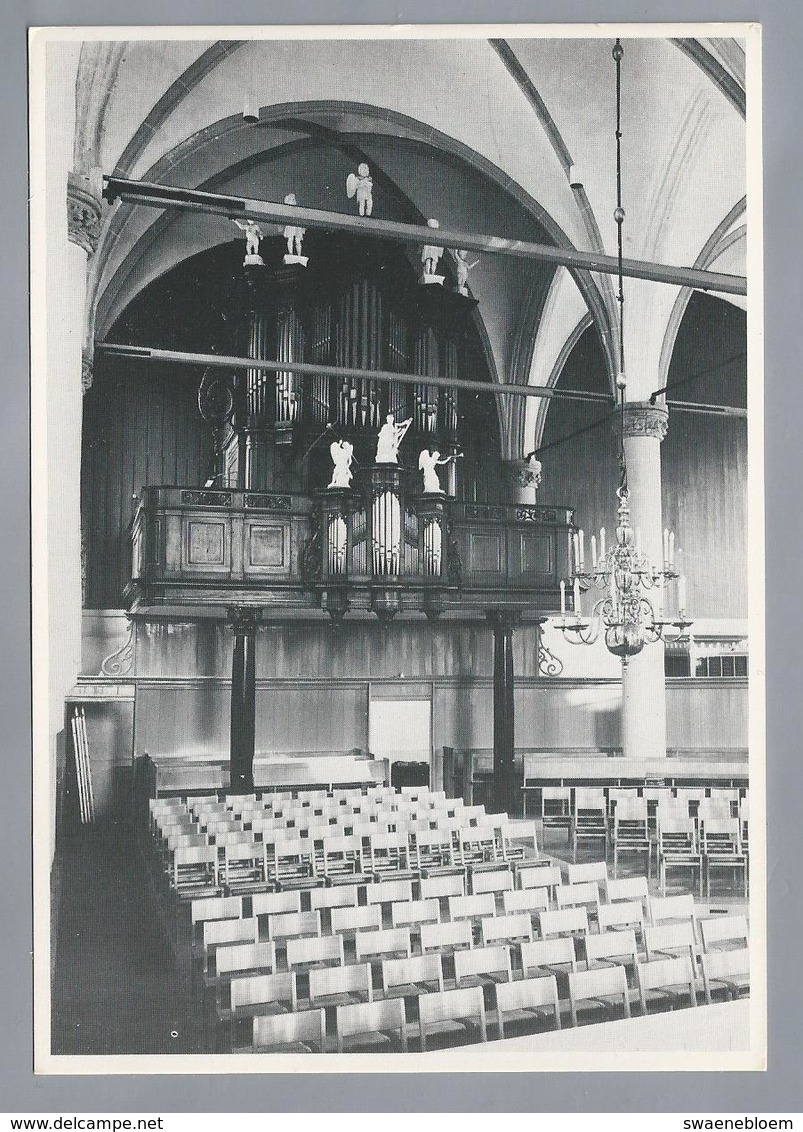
left=330, top=903, right=382, bottom=938
left=285, top=933, right=344, bottom=972
left=419, top=873, right=465, bottom=901
left=309, top=884, right=359, bottom=912
left=222, top=841, right=266, bottom=890
left=365, top=879, right=414, bottom=908
left=265, top=837, right=317, bottom=888
left=203, top=916, right=259, bottom=973
left=700, top=819, right=748, bottom=897
left=448, top=893, right=496, bottom=924
left=419, top=919, right=473, bottom=955
left=520, top=936, right=578, bottom=979
left=391, top=898, right=440, bottom=930
left=495, top=975, right=561, bottom=1037
left=656, top=819, right=703, bottom=897
left=336, top=997, right=408, bottom=1053
left=567, top=965, right=631, bottom=1027
left=454, top=945, right=512, bottom=988
left=539, top=907, right=589, bottom=940
left=309, top=962, right=373, bottom=1007
left=367, top=831, right=415, bottom=879
left=635, top=956, right=697, bottom=1015
left=517, top=863, right=562, bottom=898
left=502, top=887, right=550, bottom=926
left=644, top=922, right=697, bottom=971
left=267, top=910, right=321, bottom=943
left=190, top=895, right=243, bottom=945
left=470, top=867, right=514, bottom=897
left=649, top=893, right=698, bottom=936
left=566, top=861, right=608, bottom=886
left=539, top=787, right=572, bottom=839
left=570, top=789, right=608, bottom=862
left=699, top=914, right=749, bottom=953
left=252, top=1008, right=326, bottom=1053
left=610, top=800, right=652, bottom=879
left=251, top=890, right=302, bottom=919
left=214, top=941, right=277, bottom=982
left=381, top=953, right=444, bottom=998
left=555, top=881, right=601, bottom=923
left=597, top=900, right=645, bottom=941
left=417, top=986, right=487, bottom=1051
left=319, top=834, right=370, bottom=884
left=700, top=948, right=750, bottom=1004
left=171, top=845, right=219, bottom=893
left=584, top=929, right=639, bottom=972
left=355, top=927, right=412, bottom=963
left=229, top=971, right=297, bottom=1019
left=605, top=875, right=649, bottom=907
left=480, top=913, right=533, bottom=947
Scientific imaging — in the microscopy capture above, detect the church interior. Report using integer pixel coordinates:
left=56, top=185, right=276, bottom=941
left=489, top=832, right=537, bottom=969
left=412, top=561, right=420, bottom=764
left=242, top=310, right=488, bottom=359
left=39, top=32, right=753, bottom=1061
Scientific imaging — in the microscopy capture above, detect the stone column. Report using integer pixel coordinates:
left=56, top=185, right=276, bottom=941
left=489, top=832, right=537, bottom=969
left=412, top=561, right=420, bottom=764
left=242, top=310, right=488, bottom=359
left=504, top=457, right=542, bottom=505
left=487, top=610, right=520, bottom=815
left=620, top=402, right=669, bottom=760
left=228, top=607, right=261, bottom=792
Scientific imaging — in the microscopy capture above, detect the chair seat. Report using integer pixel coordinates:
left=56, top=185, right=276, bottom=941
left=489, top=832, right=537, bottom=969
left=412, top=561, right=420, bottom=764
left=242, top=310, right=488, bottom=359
left=456, top=973, right=507, bottom=989
left=499, top=1006, right=553, bottom=1030
left=384, top=980, right=440, bottom=998
left=642, top=984, right=695, bottom=1010
left=312, top=990, right=368, bottom=1008
left=256, top=1040, right=316, bottom=1054
left=710, top=975, right=750, bottom=998
left=341, top=1029, right=394, bottom=1052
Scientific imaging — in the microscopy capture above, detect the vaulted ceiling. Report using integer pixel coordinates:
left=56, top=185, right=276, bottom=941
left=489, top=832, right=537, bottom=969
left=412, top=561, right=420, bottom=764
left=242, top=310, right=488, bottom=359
left=70, top=33, right=747, bottom=456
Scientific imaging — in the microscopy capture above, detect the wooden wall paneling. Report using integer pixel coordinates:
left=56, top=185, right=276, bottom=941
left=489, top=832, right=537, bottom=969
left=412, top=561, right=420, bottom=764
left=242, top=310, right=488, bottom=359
left=666, top=679, right=748, bottom=749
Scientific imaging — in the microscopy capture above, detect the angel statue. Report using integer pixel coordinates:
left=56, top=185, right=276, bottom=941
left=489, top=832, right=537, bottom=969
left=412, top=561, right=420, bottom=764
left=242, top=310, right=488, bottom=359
left=283, top=193, right=307, bottom=261
left=375, top=414, right=412, bottom=464
left=327, top=437, right=354, bottom=489
left=455, top=249, right=479, bottom=295
left=418, top=445, right=463, bottom=493
left=233, top=218, right=264, bottom=261
left=421, top=219, right=444, bottom=280
left=346, top=163, right=373, bottom=217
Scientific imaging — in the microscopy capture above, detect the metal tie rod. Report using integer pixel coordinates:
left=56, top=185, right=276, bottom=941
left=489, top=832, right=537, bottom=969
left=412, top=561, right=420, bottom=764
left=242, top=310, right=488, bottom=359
left=102, top=176, right=747, bottom=298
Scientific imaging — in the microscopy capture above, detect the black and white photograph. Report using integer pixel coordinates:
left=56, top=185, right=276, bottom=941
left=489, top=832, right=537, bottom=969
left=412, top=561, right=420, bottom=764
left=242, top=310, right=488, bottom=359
left=29, top=24, right=764, bottom=1072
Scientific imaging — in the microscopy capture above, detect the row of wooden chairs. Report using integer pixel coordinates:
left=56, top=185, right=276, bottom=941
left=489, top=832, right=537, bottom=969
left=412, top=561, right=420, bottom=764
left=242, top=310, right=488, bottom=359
left=239, top=944, right=750, bottom=1053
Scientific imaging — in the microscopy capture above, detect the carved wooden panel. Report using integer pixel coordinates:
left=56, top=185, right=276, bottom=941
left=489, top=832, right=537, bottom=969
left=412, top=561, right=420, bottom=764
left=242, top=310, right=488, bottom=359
left=467, top=530, right=504, bottom=576
left=516, top=531, right=553, bottom=578
left=250, top=525, right=286, bottom=567
left=186, top=521, right=225, bottom=566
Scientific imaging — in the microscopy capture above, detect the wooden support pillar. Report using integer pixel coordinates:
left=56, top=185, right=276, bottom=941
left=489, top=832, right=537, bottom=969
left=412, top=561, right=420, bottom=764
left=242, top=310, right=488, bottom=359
left=228, top=607, right=261, bottom=793
left=488, top=611, right=520, bottom=816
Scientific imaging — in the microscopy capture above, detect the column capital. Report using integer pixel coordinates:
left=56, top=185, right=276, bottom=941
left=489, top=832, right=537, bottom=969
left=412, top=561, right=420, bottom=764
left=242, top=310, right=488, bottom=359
left=227, top=606, right=262, bottom=634
left=621, top=401, right=669, bottom=441
left=504, top=456, right=542, bottom=491
left=81, top=349, right=94, bottom=395
left=67, top=171, right=103, bottom=256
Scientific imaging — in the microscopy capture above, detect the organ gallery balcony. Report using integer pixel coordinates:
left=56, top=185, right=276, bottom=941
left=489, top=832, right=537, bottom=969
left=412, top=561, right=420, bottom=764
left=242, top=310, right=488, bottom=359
left=124, top=480, right=575, bottom=620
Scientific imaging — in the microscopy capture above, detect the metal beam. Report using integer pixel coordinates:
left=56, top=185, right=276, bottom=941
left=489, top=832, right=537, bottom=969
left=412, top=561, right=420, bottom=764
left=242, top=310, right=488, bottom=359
left=102, top=175, right=747, bottom=297
left=97, top=341, right=748, bottom=418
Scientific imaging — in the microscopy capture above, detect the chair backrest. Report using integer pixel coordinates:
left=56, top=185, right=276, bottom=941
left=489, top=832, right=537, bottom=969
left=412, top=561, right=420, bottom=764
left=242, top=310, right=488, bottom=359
left=251, top=890, right=302, bottom=918
left=539, top=906, right=589, bottom=938
left=267, top=910, right=321, bottom=942
left=448, top=893, right=496, bottom=922
left=309, top=884, right=360, bottom=911
left=420, top=873, right=465, bottom=900
left=598, top=900, right=645, bottom=935
left=454, top=945, right=512, bottom=984
left=573, top=787, right=606, bottom=812
left=700, top=915, right=749, bottom=952
left=644, top=921, right=696, bottom=964
left=521, top=936, right=577, bottom=976
left=566, top=861, right=608, bottom=886
left=471, top=868, right=513, bottom=896
left=584, top=929, right=638, bottom=968
left=419, top=919, right=473, bottom=954
left=285, top=933, right=344, bottom=971
left=635, top=955, right=697, bottom=1012
left=336, top=997, right=407, bottom=1053
left=568, top=965, right=630, bottom=1022
left=381, top=953, right=444, bottom=996
left=649, top=893, right=697, bottom=928
left=164, top=832, right=209, bottom=852
left=495, top=975, right=560, bottom=1036
left=555, top=882, right=600, bottom=911
left=605, top=875, right=649, bottom=905
left=658, top=818, right=699, bottom=848
left=519, top=865, right=562, bottom=891
left=172, top=844, right=218, bottom=885
left=252, top=1008, right=325, bottom=1052
left=502, top=887, right=550, bottom=916
left=191, top=895, right=242, bottom=925
left=203, top=916, right=258, bottom=952
left=418, top=986, right=487, bottom=1049
left=355, top=927, right=412, bottom=961
left=391, top=898, right=440, bottom=928
left=331, top=904, right=382, bottom=936
left=700, top=819, right=742, bottom=852
left=700, top=946, right=750, bottom=991
left=215, top=941, right=277, bottom=979
left=480, top=913, right=533, bottom=946
left=230, top=971, right=296, bottom=1013
left=309, top=962, right=373, bottom=1005
left=365, top=879, right=414, bottom=906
